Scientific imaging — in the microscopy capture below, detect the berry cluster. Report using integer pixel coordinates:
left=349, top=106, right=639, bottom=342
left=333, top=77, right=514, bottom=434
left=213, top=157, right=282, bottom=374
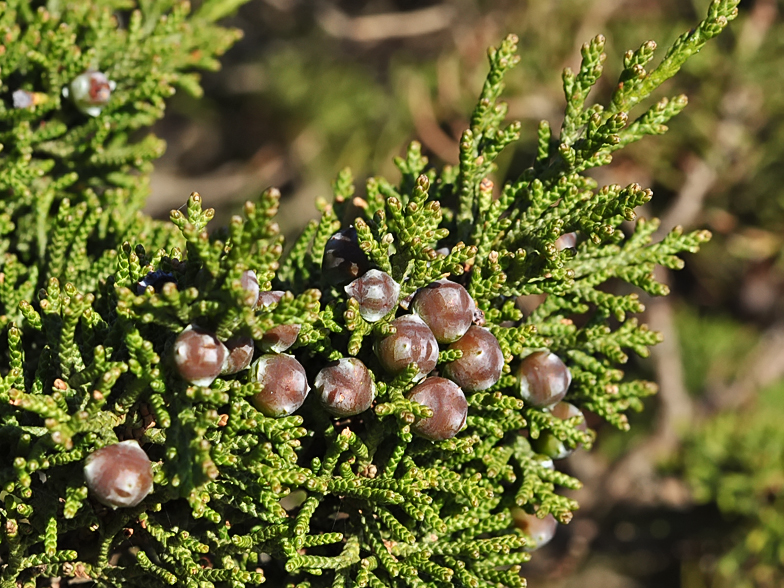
left=326, top=228, right=509, bottom=440
left=83, top=226, right=581, bottom=578
left=322, top=225, right=583, bottom=555
left=171, top=270, right=281, bottom=389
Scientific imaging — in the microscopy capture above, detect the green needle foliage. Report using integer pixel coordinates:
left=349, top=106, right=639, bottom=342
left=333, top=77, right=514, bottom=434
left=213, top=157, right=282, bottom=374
left=0, top=0, right=739, bottom=586
left=684, top=381, right=784, bottom=588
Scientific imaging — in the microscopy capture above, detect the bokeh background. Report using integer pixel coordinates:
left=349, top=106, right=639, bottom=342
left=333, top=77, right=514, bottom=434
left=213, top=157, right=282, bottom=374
left=146, top=1, right=784, bottom=586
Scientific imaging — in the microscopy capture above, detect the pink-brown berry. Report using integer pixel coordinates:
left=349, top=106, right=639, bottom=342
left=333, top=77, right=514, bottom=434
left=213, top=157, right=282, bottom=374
left=65, top=70, right=115, bottom=116
left=344, top=269, right=400, bottom=322
left=222, top=336, right=255, bottom=375
left=554, top=232, right=577, bottom=251
left=260, top=324, right=301, bottom=353
left=322, top=227, right=371, bottom=286
left=240, top=270, right=260, bottom=308
left=411, top=280, right=475, bottom=343
left=442, top=326, right=504, bottom=392
left=257, top=290, right=285, bottom=310
left=374, top=315, right=438, bottom=381
left=511, top=509, right=558, bottom=551
left=407, top=377, right=468, bottom=441
left=250, top=354, right=310, bottom=417
left=516, top=351, right=571, bottom=408
left=174, top=325, right=228, bottom=387
left=315, top=358, right=376, bottom=417
left=83, top=440, right=153, bottom=509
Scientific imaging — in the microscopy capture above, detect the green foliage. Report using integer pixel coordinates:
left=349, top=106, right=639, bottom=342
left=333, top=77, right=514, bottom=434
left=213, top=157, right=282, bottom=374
left=674, top=305, right=758, bottom=395
left=0, top=0, right=244, bottom=325
left=0, top=1, right=740, bottom=587
left=684, top=382, right=784, bottom=588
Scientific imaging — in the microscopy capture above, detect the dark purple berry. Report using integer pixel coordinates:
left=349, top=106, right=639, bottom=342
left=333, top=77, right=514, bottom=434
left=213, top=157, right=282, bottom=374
left=84, top=440, right=153, bottom=509
left=250, top=354, right=310, bottom=417
left=260, top=324, right=301, bottom=353
left=511, top=509, right=558, bottom=551
left=315, top=358, right=375, bottom=417
left=442, top=326, right=504, bottom=392
left=222, top=336, right=255, bottom=375
left=531, top=401, right=587, bottom=459
left=375, top=315, right=438, bottom=381
left=174, top=325, right=228, bottom=387
left=554, top=232, right=577, bottom=251
left=257, top=290, right=285, bottom=310
left=322, top=227, right=371, bottom=286
left=407, top=377, right=468, bottom=441
left=411, top=280, right=475, bottom=343
left=241, top=270, right=260, bottom=308
left=516, top=351, right=571, bottom=408
left=344, top=269, right=400, bottom=322
left=136, top=270, right=176, bottom=294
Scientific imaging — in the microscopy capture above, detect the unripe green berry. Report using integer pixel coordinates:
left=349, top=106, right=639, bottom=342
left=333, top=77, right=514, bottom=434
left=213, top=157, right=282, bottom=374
left=531, top=401, right=586, bottom=459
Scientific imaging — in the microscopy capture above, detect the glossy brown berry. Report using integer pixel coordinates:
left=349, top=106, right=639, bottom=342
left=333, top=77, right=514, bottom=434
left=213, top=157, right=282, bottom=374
left=222, top=336, right=255, bottom=375
left=411, top=280, right=475, bottom=343
left=344, top=269, right=400, bottom=322
left=241, top=270, right=260, bottom=308
left=375, top=315, right=438, bottom=381
left=531, top=401, right=587, bottom=459
left=315, top=358, right=375, bottom=417
left=516, top=351, right=571, bottom=408
left=260, top=324, right=301, bottom=353
left=511, top=508, right=558, bottom=551
left=174, top=325, right=228, bottom=387
left=407, top=377, right=468, bottom=441
left=250, top=354, right=310, bottom=417
left=322, top=227, right=371, bottom=286
left=257, top=290, right=285, bottom=310
left=83, top=440, right=153, bottom=509
left=442, top=326, right=504, bottom=392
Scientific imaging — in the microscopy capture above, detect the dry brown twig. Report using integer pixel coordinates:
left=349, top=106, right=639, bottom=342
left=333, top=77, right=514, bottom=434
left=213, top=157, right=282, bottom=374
left=316, top=3, right=456, bottom=43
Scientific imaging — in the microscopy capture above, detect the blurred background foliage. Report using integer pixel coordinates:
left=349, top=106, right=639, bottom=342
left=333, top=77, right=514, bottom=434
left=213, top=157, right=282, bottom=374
left=147, top=0, right=784, bottom=586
